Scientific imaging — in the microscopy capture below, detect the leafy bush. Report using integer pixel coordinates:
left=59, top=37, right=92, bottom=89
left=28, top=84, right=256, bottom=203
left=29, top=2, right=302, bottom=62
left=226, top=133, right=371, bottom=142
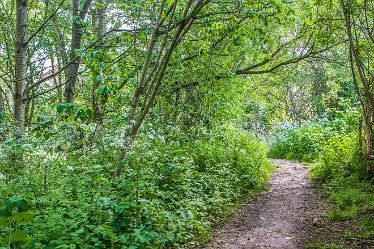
left=0, top=123, right=271, bottom=248
left=267, top=122, right=326, bottom=162
left=0, top=197, right=34, bottom=246
left=310, top=133, right=374, bottom=241
left=311, top=133, right=364, bottom=182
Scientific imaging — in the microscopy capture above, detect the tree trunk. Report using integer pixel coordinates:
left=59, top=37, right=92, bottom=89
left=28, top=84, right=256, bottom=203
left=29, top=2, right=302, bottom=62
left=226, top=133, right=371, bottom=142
left=64, top=0, right=81, bottom=103
left=14, top=0, right=28, bottom=167
left=65, top=0, right=93, bottom=103
left=340, top=0, right=373, bottom=173
left=92, top=0, right=105, bottom=122
left=0, top=87, right=4, bottom=114
left=0, top=88, right=4, bottom=142
left=364, top=104, right=374, bottom=159
left=14, top=0, right=28, bottom=132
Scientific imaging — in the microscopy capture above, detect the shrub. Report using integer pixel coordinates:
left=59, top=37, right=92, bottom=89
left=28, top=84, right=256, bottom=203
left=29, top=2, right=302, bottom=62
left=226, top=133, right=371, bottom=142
left=311, top=133, right=365, bottom=182
left=310, top=133, right=374, bottom=240
left=267, top=122, right=326, bottom=162
left=0, top=123, right=272, bottom=248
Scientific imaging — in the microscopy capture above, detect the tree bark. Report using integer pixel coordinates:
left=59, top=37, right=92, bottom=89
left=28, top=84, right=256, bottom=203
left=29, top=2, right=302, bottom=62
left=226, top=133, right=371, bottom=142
left=340, top=0, right=373, bottom=173
left=0, top=87, right=4, bottom=142
left=14, top=0, right=28, bottom=132
left=0, top=87, right=4, bottom=114
left=13, top=0, right=28, bottom=167
left=92, top=0, right=105, bottom=122
left=64, top=0, right=92, bottom=103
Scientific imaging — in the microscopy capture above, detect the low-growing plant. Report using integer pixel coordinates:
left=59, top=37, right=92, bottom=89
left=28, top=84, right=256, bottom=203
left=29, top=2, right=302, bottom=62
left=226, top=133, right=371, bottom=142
left=0, top=122, right=272, bottom=248
left=0, top=197, right=34, bottom=248
left=267, top=122, right=326, bottom=162
left=310, top=132, right=374, bottom=243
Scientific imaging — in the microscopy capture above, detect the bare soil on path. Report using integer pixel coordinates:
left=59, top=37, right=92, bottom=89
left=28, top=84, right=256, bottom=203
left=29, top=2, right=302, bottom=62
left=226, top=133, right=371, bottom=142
left=204, top=159, right=327, bottom=249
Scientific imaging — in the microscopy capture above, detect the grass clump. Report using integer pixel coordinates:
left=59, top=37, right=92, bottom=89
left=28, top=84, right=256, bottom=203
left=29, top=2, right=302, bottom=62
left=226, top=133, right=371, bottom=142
left=311, top=133, right=374, bottom=243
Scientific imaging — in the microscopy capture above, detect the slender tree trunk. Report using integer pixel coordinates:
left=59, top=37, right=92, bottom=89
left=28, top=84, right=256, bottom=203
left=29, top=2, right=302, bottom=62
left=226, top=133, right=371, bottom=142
left=92, top=0, right=105, bottom=122
left=13, top=0, right=28, bottom=167
left=65, top=0, right=81, bottom=103
left=340, top=0, right=373, bottom=173
left=65, top=0, right=93, bottom=103
left=53, top=16, right=68, bottom=65
left=364, top=104, right=374, bottom=159
left=50, top=55, right=63, bottom=103
left=0, top=87, right=4, bottom=114
left=358, top=117, right=363, bottom=150
left=14, top=0, right=28, bottom=125
left=26, top=90, right=35, bottom=127
left=0, top=88, right=4, bottom=142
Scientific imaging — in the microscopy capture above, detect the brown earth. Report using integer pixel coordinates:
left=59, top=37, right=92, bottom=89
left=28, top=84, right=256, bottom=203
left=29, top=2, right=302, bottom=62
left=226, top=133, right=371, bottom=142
left=202, top=159, right=373, bottom=249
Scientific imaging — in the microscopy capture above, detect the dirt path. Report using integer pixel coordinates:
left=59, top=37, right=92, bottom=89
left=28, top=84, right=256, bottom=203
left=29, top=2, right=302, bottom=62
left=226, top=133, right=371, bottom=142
left=204, top=159, right=326, bottom=249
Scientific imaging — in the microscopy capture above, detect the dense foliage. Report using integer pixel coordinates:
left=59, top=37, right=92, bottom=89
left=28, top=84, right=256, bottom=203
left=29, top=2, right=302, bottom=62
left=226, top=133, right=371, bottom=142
left=268, top=122, right=327, bottom=162
left=267, top=115, right=358, bottom=162
left=312, top=133, right=374, bottom=243
left=0, top=122, right=270, bottom=248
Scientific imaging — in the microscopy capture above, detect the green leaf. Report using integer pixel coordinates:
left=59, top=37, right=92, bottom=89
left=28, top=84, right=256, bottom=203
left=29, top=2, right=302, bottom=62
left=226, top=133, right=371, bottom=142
left=96, top=85, right=112, bottom=95
left=94, top=74, right=103, bottom=84
left=0, top=217, right=9, bottom=226
left=99, top=197, right=111, bottom=207
left=13, top=212, right=34, bottom=223
left=0, top=207, right=11, bottom=217
left=10, top=231, right=29, bottom=243
left=55, top=245, right=70, bottom=249
left=6, top=197, right=29, bottom=211
left=98, top=62, right=106, bottom=69
left=97, top=3, right=105, bottom=10
left=56, top=103, right=75, bottom=113
left=133, top=228, right=156, bottom=243
left=179, top=209, right=194, bottom=219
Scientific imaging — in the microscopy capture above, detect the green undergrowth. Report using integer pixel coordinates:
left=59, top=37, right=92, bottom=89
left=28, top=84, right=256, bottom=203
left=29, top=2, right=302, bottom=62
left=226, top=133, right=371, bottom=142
left=306, top=241, right=346, bottom=249
left=310, top=133, right=374, bottom=243
left=267, top=122, right=327, bottom=162
left=267, top=116, right=357, bottom=163
left=0, top=123, right=272, bottom=248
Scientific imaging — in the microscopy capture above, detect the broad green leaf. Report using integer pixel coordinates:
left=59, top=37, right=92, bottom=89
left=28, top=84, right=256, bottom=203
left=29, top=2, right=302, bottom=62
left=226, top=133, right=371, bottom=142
left=13, top=212, right=34, bottom=223
left=0, top=207, right=11, bottom=217
left=0, top=217, right=9, bottom=226
left=10, top=231, right=29, bottom=243
left=6, top=197, right=28, bottom=211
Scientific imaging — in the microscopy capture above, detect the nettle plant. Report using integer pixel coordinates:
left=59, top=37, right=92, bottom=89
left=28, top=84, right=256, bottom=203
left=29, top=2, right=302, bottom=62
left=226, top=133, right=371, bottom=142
left=0, top=198, right=33, bottom=248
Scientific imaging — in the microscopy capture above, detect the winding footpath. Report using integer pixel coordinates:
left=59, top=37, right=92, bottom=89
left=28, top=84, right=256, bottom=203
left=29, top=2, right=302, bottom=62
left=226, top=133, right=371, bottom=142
left=205, top=159, right=327, bottom=249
